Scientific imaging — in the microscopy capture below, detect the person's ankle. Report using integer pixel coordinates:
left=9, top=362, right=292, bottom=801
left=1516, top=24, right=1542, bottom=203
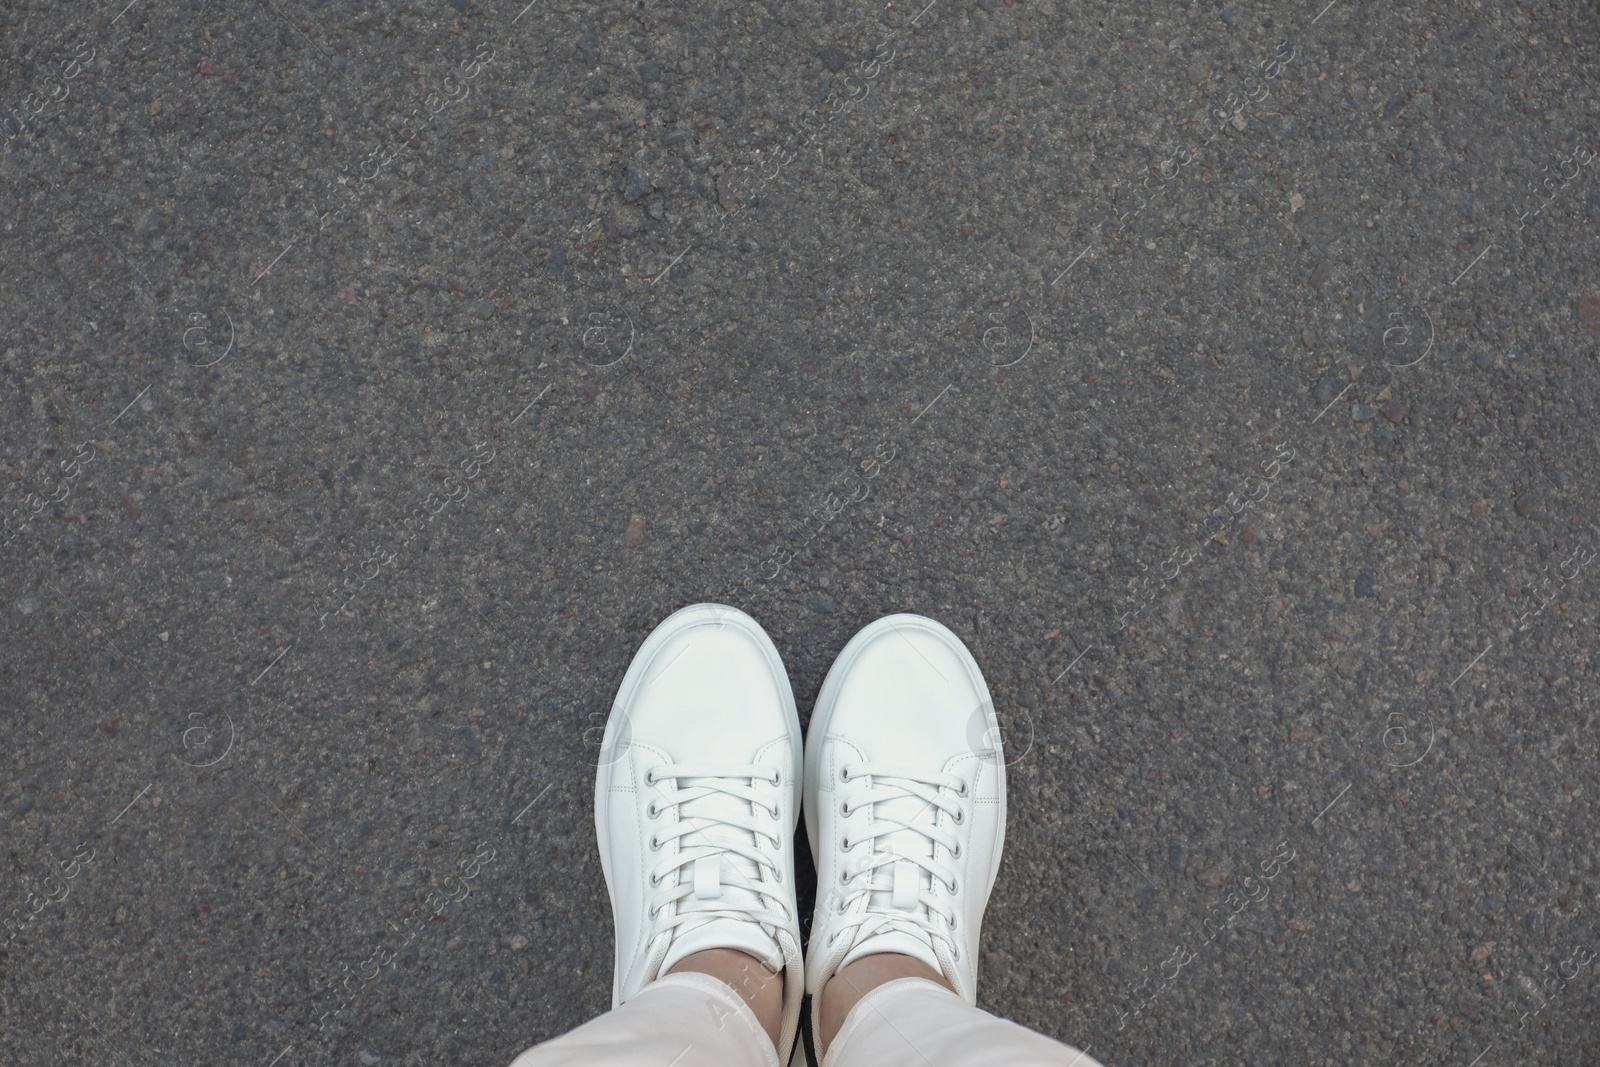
left=667, top=947, right=786, bottom=1054
left=817, top=951, right=955, bottom=1057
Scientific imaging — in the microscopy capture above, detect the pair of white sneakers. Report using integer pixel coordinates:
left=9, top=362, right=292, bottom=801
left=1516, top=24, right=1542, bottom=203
left=593, top=604, right=1008, bottom=1064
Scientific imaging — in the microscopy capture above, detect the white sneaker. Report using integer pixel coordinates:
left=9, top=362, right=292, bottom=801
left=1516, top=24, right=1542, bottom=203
left=803, top=614, right=1007, bottom=1051
left=594, top=603, right=805, bottom=1062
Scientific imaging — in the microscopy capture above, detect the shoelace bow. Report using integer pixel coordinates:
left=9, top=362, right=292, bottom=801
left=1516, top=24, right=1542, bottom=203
left=644, top=763, right=793, bottom=936
left=830, top=761, right=968, bottom=960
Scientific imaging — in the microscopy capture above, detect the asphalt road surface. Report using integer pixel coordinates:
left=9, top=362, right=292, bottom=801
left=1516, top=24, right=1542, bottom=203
left=4, top=1, right=1600, bottom=1064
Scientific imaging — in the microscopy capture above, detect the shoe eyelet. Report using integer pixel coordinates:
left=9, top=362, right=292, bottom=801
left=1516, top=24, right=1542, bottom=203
left=840, top=767, right=852, bottom=782
left=649, top=872, right=661, bottom=887
left=948, top=878, right=959, bottom=893
left=953, top=810, right=964, bottom=825
left=840, top=801, right=851, bottom=817
left=645, top=769, right=658, bottom=786
left=839, top=869, right=851, bottom=885
left=951, top=844, right=962, bottom=859
left=649, top=834, right=662, bottom=851
left=952, top=946, right=961, bottom=961
left=647, top=802, right=660, bottom=818
left=841, top=836, right=852, bottom=851
left=957, top=781, right=968, bottom=797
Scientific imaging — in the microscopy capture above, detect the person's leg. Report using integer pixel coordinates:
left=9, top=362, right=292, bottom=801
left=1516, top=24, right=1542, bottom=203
left=803, top=614, right=1100, bottom=1066
left=817, top=951, right=949, bottom=1050
left=823, top=975, right=1104, bottom=1067
left=508, top=604, right=806, bottom=1067
left=667, top=948, right=785, bottom=1051
left=508, top=970, right=781, bottom=1067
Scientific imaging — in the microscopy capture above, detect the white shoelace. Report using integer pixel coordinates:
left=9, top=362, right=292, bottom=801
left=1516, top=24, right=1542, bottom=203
left=645, top=763, right=793, bottom=938
left=829, top=761, right=968, bottom=960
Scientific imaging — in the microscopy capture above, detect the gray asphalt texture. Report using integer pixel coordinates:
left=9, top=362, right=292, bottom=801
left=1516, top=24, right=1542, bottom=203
left=4, top=0, right=1600, bottom=1064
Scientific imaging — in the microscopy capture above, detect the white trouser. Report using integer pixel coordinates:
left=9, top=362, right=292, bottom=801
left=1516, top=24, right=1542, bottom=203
left=509, top=972, right=1104, bottom=1067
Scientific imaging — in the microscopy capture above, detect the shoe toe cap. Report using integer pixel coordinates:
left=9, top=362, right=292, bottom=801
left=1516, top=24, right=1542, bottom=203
left=618, top=609, right=794, bottom=763
left=826, top=619, right=995, bottom=769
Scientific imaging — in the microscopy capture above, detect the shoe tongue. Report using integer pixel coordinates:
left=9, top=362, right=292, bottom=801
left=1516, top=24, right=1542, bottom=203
left=867, top=785, right=937, bottom=911
left=656, top=775, right=782, bottom=977
left=838, top=780, right=943, bottom=975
